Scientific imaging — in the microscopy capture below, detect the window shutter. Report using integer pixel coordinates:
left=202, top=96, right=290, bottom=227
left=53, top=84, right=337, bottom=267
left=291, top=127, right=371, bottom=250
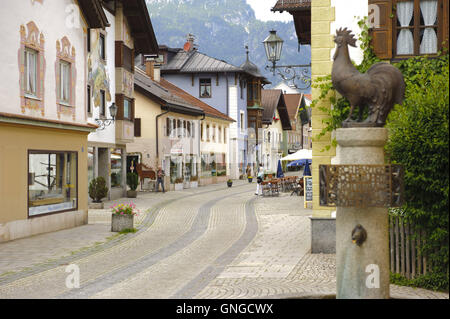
left=131, top=98, right=135, bottom=121
left=443, top=0, right=449, bottom=50
left=369, top=0, right=393, bottom=59
left=134, top=118, right=141, bottom=137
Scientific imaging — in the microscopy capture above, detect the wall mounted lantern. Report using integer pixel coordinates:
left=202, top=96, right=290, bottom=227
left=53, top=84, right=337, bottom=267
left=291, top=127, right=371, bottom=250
left=263, top=30, right=311, bottom=90
left=95, top=102, right=117, bottom=131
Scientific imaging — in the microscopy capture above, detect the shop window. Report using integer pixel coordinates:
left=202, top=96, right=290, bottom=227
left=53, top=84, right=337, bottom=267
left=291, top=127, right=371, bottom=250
left=200, top=78, right=211, bottom=98
left=216, top=153, right=226, bottom=176
left=28, top=151, right=78, bottom=217
left=111, top=148, right=122, bottom=188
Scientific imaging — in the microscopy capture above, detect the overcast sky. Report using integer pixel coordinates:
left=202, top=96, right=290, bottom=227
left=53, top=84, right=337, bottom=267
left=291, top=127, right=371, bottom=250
left=246, top=0, right=292, bottom=22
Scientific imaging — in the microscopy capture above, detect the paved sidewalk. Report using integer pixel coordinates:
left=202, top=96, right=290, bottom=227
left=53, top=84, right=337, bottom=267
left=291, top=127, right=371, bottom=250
left=0, top=180, right=447, bottom=299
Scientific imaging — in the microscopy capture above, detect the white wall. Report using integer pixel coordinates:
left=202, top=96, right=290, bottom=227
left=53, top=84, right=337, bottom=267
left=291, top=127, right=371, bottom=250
left=0, top=0, right=88, bottom=124
left=330, top=0, right=369, bottom=65
left=87, top=9, right=116, bottom=144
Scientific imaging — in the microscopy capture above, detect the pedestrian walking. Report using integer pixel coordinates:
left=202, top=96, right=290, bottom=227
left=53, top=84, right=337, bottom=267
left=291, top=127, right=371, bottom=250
left=155, top=166, right=165, bottom=193
left=255, top=163, right=264, bottom=195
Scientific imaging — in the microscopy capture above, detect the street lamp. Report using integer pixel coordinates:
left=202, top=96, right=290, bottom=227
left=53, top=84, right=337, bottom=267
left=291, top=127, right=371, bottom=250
left=95, top=102, right=117, bottom=131
left=263, top=30, right=311, bottom=90
left=263, top=30, right=284, bottom=74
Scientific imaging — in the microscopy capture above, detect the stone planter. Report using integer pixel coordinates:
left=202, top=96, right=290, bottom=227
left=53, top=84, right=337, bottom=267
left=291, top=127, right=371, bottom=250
left=111, top=213, right=134, bottom=232
left=89, top=202, right=104, bottom=209
left=127, top=190, right=137, bottom=198
left=174, top=183, right=184, bottom=191
left=190, top=181, right=198, bottom=188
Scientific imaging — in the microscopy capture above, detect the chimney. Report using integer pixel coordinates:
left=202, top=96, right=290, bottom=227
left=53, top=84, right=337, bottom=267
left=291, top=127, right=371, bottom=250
left=145, top=58, right=155, bottom=80
left=183, top=33, right=196, bottom=52
left=153, top=64, right=161, bottom=82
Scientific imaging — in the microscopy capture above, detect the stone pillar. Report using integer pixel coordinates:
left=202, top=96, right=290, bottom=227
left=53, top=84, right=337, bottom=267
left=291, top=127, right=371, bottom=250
left=335, top=128, right=390, bottom=299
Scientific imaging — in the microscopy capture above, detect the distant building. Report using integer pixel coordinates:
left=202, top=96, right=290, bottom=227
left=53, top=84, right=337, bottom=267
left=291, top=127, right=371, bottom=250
left=158, top=36, right=269, bottom=179
left=273, top=80, right=302, bottom=94
left=260, top=89, right=291, bottom=173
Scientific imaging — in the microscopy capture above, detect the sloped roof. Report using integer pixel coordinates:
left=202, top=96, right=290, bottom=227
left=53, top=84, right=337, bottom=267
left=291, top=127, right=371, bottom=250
left=158, top=78, right=235, bottom=122
left=121, top=0, right=158, bottom=54
left=134, top=68, right=204, bottom=116
left=161, top=48, right=270, bottom=83
left=284, top=93, right=302, bottom=122
left=261, top=90, right=292, bottom=130
left=272, top=0, right=311, bottom=12
left=162, top=50, right=241, bottom=73
left=78, top=0, right=109, bottom=28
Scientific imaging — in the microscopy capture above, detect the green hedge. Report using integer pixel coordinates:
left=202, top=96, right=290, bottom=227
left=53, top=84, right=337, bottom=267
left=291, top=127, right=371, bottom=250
left=386, top=54, right=449, bottom=290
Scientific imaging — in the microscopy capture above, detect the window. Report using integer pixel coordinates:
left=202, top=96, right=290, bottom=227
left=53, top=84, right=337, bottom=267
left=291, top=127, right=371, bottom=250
left=87, top=85, right=92, bottom=114
left=99, top=33, right=106, bottom=60
left=206, top=124, right=210, bottom=141
left=201, top=123, right=204, bottom=140
left=240, top=111, right=245, bottom=133
left=395, top=0, right=440, bottom=55
left=59, top=60, right=71, bottom=104
left=187, top=121, right=191, bottom=137
left=177, top=119, right=182, bottom=137
left=200, top=79, right=211, bottom=98
left=370, top=0, right=448, bottom=58
left=166, top=117, right=170, bottom=136
left=28, top=151, right=78, bottom=216
left=100, top=90, right=106, bottom=116
left=87, top=28, right=91, bottom=53
left=218, top=126, right=222, bottom=143
left=123, top=97, right=131, bottom=119
left=191, top=121, right=195, bottom=138
left=24, top=48, right=37, bottom=96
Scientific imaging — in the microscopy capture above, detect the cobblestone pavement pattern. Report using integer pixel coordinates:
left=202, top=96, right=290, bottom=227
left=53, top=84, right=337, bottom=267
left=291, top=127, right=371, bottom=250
left=0, top=180, right=447, bottom=299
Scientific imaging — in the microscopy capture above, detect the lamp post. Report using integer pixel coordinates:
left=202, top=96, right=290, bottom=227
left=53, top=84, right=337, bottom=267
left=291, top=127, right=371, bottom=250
left=95, top=102, right=117, bottom=131
left=263, top=30, right=311, bottom=90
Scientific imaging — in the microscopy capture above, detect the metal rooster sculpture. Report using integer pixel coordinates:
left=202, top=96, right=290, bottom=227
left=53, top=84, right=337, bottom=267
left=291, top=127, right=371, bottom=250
left=331, top=28, right=405, bottom=127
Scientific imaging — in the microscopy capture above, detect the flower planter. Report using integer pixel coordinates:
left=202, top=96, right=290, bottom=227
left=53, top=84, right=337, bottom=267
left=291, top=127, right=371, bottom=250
left=248, top=178, right=253, bottom=183
left=227, top=181, right=233, bottom=187
left=111, top=213, right=134, bottom=232
left=174, top=183, right=184, bottom=191
left=127, top=190, right=137, bottom=198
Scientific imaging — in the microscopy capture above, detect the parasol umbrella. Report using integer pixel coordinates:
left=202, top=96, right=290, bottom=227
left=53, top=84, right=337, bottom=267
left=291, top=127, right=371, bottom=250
left=276, top=160, right=284, bottom=178
left=303, top=161, right=312, bottom=177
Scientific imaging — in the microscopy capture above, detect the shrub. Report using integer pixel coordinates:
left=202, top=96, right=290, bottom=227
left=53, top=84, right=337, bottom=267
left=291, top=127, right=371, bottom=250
left=126, top=172, right=139, bottom=191
left=386, top=53, right=449, bottom=289
left=111, top=203, right=138, bottom=216
left=89, top=177, right=108, bottom=203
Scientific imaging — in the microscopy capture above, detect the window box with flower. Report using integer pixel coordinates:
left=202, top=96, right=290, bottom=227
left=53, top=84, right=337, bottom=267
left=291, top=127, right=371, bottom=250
left=111, top=203, right=139, bottom=232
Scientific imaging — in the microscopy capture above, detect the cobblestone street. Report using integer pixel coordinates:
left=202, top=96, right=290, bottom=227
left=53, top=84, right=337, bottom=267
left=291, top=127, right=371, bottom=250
left=0, top=181, right=447, bottom=299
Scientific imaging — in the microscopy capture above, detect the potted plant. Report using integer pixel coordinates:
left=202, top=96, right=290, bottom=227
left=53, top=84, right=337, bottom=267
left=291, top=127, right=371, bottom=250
left=227, top=179, right=233, bottom=187
left=111, top=203, right=138, bottom=232
left=190, top=175, right=199, bottom=188
left=247, top=176, right=253, bottom=183
left=88, top=176, right=108, bottom=209
left=126, top=172, right=139, bottom=198
left=174, top=177, right=184, bottom=191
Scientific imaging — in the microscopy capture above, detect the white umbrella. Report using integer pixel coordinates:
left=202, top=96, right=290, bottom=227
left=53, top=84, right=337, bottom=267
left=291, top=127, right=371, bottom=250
left=281, top=149, right=312, bottom=161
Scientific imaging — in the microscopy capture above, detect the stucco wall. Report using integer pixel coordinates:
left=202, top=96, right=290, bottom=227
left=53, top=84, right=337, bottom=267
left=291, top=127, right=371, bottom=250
left=0, top=123, right=89, bottom=241
left=0, top=0, right=88, bottom=125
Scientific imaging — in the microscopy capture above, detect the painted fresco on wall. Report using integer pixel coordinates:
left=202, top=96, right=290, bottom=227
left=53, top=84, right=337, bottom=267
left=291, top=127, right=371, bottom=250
left=87, top=30, right=111, bottom=109
left=18, top=21, right=46, bottom=116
